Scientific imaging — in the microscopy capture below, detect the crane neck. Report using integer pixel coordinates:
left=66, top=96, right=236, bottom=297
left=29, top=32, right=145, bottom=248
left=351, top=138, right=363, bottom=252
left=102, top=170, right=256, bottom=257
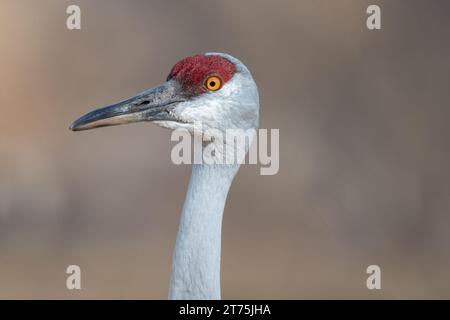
left=168, top=163, right=240, bottom=299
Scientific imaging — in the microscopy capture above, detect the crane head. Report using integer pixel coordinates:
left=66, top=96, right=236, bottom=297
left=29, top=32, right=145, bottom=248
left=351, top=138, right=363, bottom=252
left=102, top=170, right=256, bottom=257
left=69, top=53, right=259, bottom=136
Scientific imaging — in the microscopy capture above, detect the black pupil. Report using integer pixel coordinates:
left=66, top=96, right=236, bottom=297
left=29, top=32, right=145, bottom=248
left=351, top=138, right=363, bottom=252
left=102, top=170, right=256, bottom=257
left=209, top=81, right=216, bottom=87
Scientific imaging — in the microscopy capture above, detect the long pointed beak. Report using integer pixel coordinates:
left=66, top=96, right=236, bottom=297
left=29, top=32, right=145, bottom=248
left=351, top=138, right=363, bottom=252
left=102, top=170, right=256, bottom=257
left=69, top=81, right=184, bottom=131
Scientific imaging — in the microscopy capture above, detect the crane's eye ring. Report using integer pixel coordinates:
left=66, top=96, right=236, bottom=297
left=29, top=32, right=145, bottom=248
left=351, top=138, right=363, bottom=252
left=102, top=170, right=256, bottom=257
left=205, top=75, right=222, bottom=91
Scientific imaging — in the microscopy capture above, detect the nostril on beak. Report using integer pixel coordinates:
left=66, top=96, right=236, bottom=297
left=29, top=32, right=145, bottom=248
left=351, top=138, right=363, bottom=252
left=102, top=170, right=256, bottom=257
left=136, top=100, right=150, bottom=106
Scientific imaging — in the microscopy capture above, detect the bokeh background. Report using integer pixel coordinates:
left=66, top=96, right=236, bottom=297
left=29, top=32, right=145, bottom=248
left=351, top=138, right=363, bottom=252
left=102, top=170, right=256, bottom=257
left=0, top=0, right=449, bottom=299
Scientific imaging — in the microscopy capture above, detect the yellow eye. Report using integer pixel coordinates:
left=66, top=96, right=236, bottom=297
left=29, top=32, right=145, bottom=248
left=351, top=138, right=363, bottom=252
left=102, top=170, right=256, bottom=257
left=205, top=76, right=222, bottom=91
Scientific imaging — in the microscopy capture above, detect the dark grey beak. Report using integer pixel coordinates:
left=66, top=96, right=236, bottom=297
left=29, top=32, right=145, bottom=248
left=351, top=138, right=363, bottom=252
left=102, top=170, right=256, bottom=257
left=69, top=80, right=184, bottom=131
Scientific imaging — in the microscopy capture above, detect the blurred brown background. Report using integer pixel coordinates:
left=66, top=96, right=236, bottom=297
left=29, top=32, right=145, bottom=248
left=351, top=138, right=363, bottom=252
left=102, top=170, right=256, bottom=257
left=0, top=0, right=449, bottom=299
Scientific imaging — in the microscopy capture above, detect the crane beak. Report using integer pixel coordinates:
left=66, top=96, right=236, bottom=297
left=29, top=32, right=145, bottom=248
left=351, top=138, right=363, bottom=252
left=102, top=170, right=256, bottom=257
left=69, top=81, right=185, bottom=131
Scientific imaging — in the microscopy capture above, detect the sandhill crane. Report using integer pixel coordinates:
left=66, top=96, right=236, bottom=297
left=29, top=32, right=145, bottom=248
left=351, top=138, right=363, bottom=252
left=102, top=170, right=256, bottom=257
left=70, top=53, right=259, bottom=299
